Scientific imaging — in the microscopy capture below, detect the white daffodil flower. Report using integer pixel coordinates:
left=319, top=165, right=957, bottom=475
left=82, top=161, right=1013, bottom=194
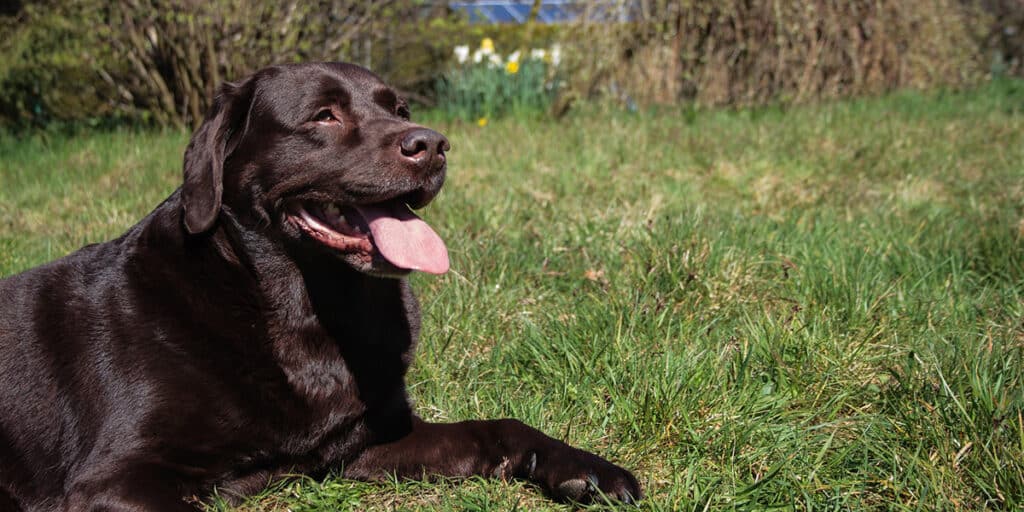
left=454, top=45, right=470, bottom=64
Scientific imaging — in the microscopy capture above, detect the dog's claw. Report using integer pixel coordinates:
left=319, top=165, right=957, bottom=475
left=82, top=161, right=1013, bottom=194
left=621, top=490, right=635, bottom=505
left=492, top=456, right=512, bottom=479
left=556, top=478, right=590, bottom=501
left=554, top=474, right=601, bottom=502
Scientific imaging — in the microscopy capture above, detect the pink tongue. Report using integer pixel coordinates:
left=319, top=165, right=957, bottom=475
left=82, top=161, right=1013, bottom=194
left=353, top=204, right=449, bottom=274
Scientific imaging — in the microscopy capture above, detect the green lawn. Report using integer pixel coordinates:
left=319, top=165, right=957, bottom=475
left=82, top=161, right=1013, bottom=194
left=1, top=80, right=1023, bottom=510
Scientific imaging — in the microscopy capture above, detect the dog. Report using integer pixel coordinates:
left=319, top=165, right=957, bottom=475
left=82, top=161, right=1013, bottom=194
left=0, top=62, right=641, bottom=510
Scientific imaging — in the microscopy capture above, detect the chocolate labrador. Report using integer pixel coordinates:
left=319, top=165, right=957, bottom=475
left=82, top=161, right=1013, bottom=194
left=0, top=63, right=640, bottom=510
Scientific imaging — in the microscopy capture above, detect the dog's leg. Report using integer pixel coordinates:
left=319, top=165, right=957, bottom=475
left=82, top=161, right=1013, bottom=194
left=344, top=417, right=640, bottom=504
left=65, top=464, right=199, bottom=512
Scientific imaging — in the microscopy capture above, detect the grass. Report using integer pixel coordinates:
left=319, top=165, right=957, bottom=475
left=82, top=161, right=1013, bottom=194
left=1, top=79, right=1023, bottom=510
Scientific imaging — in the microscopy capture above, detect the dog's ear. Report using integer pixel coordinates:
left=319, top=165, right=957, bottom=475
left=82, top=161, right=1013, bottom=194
left=182, top=76, right=256, bottom=235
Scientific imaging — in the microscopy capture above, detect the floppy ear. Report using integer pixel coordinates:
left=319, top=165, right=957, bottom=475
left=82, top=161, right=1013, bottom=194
left=181, top=77, right=256, bottom=235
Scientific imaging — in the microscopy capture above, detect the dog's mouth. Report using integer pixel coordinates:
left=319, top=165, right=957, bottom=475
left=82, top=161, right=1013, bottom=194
left=285, top=201, right=449, bottom=275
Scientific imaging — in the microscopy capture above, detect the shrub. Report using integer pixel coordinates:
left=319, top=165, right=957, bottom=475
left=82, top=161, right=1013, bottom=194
left=553, top=0, right=992, bottom=109
left=0, top=0, right=1017, bottom=130
left=0, top=1, right=117, bottom=130
left=0, top=0, right=408, bottom=130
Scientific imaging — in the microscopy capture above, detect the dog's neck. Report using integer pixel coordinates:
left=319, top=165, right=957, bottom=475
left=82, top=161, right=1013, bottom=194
left=207, top=204, right=418, bottom=413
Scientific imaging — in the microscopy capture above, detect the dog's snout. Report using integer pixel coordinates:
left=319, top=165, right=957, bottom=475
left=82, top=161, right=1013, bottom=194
left=400, top=128, right=449, bottom=171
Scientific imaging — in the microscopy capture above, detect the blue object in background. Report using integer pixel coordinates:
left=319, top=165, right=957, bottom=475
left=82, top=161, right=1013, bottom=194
left=449, top=1, right=632, bottom=24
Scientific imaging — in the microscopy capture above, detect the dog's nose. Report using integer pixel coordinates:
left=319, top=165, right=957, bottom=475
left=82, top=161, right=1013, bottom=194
left=400, top=128, right=450, bottom=171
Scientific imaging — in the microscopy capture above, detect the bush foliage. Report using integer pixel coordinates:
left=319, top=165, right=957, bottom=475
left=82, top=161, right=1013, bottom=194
left=555, top=0, right=996, bottom=110
left=0, top=0, right=424, bottom=130
left=0, top=0, right=1020, bottom=129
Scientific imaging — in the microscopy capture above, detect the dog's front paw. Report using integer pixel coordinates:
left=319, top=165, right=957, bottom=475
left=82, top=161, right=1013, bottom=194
left=529, top=448, right=641, bottom=505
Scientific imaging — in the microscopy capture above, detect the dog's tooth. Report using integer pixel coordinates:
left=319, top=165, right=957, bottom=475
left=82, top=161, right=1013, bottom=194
left=324, top=203, right=341, bottom=218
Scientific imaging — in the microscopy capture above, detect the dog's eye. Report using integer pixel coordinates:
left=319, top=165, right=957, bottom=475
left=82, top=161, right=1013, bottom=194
left=396, top=104, right=411, bottom=120
left=313, top=109, right=338, bottom=123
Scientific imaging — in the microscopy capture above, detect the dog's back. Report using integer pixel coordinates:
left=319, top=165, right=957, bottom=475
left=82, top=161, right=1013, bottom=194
left=1, top=246, right=103, bottom=505
left=0, top=222, right=151, bottom=504
left=0, top=202, right=210, bottom=508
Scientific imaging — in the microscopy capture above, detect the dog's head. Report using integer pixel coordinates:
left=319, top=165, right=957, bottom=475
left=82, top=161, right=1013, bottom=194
left=181, top=62, right=449, bottom=277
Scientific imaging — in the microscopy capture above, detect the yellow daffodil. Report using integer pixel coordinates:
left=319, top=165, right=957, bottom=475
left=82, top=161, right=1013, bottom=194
left=480, top=38, right=495, bottom=53
left=506, top=60, right=520, bottom=74
left=477, top=117, right=488, bottom=127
